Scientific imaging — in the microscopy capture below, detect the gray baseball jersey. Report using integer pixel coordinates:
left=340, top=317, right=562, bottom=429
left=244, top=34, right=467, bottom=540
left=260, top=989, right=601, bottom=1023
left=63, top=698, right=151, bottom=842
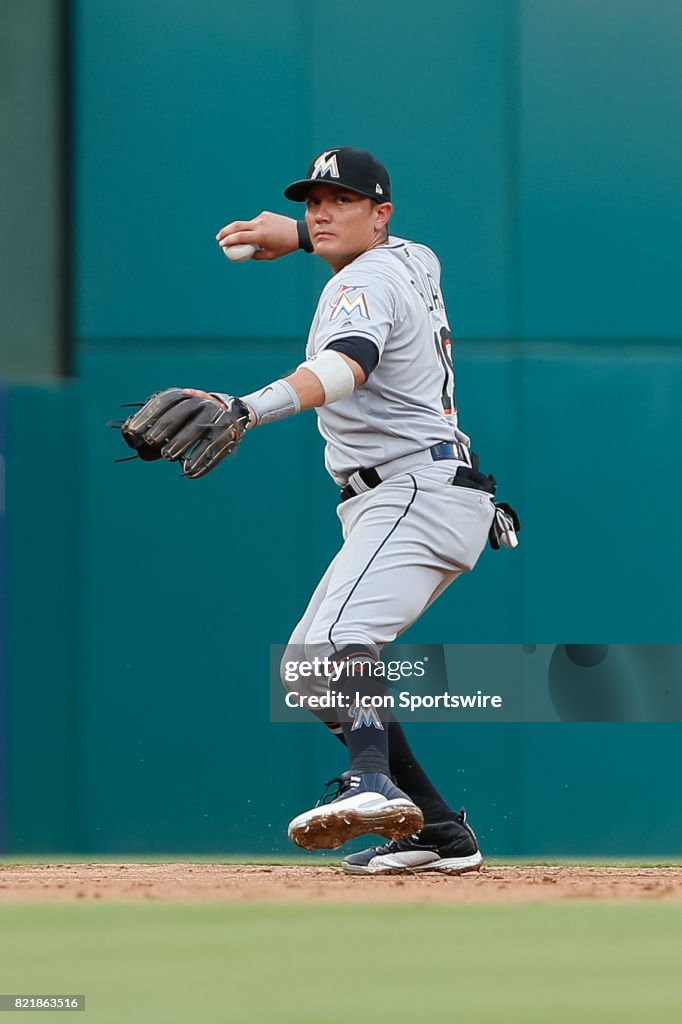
left=281, top=232, right=494, bottom=665
left=305, top=235, right=467, bottom=485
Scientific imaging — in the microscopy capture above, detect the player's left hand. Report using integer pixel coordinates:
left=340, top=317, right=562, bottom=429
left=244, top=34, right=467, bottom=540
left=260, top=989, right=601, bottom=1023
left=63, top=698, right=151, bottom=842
left=119, top=387, right=250, bottom=479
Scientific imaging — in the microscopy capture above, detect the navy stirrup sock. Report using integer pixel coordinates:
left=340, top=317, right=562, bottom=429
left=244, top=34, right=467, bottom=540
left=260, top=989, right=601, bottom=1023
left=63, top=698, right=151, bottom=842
left=334, top=648, right=390, bottom=775
left=386, top=720, right=456, bottom=824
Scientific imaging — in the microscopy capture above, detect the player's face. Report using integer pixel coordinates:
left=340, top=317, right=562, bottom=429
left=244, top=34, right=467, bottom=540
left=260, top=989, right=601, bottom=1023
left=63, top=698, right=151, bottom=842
left=304, top=184, right=392, bottom=272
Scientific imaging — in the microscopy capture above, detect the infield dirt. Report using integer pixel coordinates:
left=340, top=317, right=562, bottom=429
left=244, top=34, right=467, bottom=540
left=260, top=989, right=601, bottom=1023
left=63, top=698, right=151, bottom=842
left=1, top=863, right=681, bottom=902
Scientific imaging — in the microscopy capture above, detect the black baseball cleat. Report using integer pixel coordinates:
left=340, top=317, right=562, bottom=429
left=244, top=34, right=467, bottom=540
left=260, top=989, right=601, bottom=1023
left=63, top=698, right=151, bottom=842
left=341, top=811, right=483, bottom=875
left=288, top=771, right=424, bottom=851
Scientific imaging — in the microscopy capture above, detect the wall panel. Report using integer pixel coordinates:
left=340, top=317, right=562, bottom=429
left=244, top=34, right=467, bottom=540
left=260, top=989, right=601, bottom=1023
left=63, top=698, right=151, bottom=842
left=74, top=0, right=314, bottom=341
left=521, top=0, right=682, bottom=337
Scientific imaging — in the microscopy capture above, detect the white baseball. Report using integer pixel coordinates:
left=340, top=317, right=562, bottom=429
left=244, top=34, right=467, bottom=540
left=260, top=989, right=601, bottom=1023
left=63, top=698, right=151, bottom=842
left=223, top=243, right=259, bottom=262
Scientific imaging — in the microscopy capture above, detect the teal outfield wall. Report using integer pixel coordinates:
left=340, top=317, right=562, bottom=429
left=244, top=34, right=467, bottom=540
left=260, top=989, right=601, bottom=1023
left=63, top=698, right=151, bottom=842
left=4, top=384, right=80, bottom=851
left=3, top=0, right=682, bottom=854
left=73, top=0, right=682, bottom=344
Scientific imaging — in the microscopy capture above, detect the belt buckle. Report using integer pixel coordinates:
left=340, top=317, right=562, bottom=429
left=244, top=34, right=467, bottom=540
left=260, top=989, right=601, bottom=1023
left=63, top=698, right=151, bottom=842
left=430, top=442, right=452, bottom=462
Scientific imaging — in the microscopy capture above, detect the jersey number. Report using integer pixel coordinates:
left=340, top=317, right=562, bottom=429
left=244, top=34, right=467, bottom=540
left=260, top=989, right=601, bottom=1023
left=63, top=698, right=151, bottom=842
left=434, top=326, right=456, bottom=415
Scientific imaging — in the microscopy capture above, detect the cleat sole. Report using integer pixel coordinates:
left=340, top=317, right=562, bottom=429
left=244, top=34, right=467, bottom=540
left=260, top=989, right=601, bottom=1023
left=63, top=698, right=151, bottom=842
left=289, top=801, right=424, bottom=852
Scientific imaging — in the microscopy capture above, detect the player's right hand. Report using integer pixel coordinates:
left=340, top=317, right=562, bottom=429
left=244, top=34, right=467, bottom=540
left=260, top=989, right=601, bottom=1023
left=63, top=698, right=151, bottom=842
left=216, top=211, right=299, bottom=261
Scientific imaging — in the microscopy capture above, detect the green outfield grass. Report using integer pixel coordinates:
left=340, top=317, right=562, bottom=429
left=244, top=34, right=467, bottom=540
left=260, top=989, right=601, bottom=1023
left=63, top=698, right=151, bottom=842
left=0, top=902, right=681, bottom=1023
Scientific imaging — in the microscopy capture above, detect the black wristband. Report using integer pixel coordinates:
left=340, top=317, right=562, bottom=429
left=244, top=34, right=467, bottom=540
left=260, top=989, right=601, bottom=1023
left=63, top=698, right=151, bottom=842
left=296, top=220, right=314, bottom=253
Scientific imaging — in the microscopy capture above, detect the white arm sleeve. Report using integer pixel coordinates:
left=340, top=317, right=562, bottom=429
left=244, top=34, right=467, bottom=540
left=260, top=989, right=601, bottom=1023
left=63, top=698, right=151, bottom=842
left=297, top=349, right=356, bottom=404
left=218, top=380, right=301, bottom=427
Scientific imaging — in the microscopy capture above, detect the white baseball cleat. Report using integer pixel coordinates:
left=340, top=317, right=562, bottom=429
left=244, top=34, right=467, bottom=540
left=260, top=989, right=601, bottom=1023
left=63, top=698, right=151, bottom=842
left=288, top=771, right=424, bottom=851
left=342, top=811, right=483, bottom=875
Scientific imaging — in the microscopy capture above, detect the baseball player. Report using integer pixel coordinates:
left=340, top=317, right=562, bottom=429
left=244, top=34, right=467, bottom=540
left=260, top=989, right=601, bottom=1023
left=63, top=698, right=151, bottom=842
left=121, top=147, right=519, bottom=875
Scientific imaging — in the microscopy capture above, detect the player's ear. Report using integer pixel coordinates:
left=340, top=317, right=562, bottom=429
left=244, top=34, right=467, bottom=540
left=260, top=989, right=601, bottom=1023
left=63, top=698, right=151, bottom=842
left=374, top=202, right=393, bottom=229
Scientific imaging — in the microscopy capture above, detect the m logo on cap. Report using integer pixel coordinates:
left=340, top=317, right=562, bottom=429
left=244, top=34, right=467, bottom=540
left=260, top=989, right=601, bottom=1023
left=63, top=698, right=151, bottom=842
left=312, top=150, right=340, bottom=181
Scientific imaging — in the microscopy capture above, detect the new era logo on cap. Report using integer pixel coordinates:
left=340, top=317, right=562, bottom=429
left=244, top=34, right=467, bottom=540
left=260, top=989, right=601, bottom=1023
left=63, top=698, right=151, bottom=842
left=284, top=147, right=392, bottom=204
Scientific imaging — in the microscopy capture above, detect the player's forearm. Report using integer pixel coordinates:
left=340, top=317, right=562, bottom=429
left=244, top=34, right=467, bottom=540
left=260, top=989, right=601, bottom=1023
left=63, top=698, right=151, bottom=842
left=216, top=213, right=312, bottom=261
left=235, top=353, right=364, bottom=427
left=284, top=367, right=326, bottom=410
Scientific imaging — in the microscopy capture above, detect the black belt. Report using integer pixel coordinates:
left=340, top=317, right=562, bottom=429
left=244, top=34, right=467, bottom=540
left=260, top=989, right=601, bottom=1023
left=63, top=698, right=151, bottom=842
left=340, top=444, right=496, bottom=502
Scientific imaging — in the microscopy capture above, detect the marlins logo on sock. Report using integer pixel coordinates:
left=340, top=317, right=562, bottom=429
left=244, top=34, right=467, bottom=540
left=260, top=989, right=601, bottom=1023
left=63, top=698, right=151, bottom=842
left=349, top=702, right=384, bottom=731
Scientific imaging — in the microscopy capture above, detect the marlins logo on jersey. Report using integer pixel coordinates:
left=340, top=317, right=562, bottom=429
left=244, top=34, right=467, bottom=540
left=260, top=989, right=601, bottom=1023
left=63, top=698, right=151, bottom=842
left=311, top=150, right=340, bottom=181
left=329, top=284, right=370, bottom=322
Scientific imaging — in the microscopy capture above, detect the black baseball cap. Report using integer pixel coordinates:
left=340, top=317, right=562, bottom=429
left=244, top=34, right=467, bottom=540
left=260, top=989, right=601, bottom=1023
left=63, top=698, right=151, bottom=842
left=284, top=147, right=391, bottom=203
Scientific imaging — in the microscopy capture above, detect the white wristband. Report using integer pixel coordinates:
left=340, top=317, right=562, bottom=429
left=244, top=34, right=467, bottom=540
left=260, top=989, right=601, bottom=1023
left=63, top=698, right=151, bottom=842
left=237, top=379, right=301, bottom=426
left=298, top=349, right=356, bottom=404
